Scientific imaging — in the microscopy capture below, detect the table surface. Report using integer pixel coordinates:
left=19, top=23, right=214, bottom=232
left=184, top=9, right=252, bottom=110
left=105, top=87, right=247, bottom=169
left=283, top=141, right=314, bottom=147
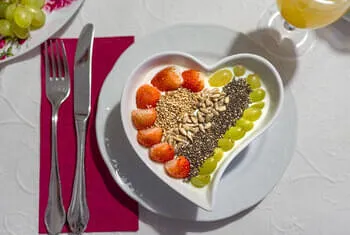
left=0, top=0, right=349, bottom=234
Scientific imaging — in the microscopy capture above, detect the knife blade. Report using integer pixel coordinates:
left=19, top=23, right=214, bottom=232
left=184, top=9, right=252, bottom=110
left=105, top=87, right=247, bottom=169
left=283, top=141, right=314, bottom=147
left=74, top=23, right=94, bottom=117
left=68, top=23, right=94, bottom=234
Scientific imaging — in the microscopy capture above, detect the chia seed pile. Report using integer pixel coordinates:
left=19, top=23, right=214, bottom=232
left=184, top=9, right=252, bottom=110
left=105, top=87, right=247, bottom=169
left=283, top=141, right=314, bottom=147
left=177, top=78, right=251, bottom=179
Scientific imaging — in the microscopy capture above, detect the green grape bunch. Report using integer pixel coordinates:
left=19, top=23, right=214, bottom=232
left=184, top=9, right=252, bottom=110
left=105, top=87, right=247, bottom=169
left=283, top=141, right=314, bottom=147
left=0, top=0, right=46, bottom=39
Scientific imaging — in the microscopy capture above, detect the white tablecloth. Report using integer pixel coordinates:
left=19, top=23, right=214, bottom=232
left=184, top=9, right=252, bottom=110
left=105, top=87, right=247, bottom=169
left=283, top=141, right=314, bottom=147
left=1, top=0, right=349, bottom=234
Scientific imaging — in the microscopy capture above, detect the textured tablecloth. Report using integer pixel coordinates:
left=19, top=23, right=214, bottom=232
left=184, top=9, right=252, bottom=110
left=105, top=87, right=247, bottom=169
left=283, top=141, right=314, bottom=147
left=0, top=0, right=349, bottom=234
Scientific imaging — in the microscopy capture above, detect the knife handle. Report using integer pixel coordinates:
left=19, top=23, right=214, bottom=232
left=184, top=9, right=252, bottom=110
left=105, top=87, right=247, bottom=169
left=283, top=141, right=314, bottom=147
left=68, top=115, right=90, bottom=234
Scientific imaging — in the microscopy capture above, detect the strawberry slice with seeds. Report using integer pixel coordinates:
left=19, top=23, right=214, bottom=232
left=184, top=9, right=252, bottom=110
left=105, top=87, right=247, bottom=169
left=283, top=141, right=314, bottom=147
left=149, top=143, right=175, bottom=163
left=137, top=127, right=163, bottom=147
left=151, top=66, right=182, bottom=91
left=164, top=156, right=190, bottom=178
left=136, top=84, right=161, bottom=109
left=131, top=108, right=157, bottom=130
left=181, top=69, right=204, bottom=92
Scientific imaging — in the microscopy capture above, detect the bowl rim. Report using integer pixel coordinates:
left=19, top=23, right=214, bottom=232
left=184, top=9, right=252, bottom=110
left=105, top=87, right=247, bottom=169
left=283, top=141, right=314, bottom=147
left=119, top=51, right=284, bottom=210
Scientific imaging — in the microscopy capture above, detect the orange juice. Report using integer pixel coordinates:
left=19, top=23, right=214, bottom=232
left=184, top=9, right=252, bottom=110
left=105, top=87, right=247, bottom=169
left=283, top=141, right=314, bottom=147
left=277, top=0, right=350, bottom=28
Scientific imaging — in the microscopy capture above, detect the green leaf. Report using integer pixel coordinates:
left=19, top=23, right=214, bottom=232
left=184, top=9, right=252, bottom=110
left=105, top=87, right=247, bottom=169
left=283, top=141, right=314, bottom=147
left=6, top=46, right=12, bottom=54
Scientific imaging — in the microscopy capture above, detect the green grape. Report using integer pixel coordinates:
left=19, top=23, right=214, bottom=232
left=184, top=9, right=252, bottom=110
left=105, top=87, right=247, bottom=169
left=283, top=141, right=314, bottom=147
left=212, top=148, right=224, bottom=162
left=233, top=65, right=246, bottom=77
left=246, top=74, right=261, bottom=89
left=21, top=0, right=45, bottom=8
left=243, top=107, right=262, bottom=121
left=0, top=2, right=10, bottom=18
left=251, top=102, right=265, bottom=109
left=218, top=138, right=234, bottom=152
left=224, top=126, right=245, bottom=140
left=199, top=157, right=217, bottom=175
left=191, top=175, right=211, bottom=188
left=11, top=21, right=29, bottom=39
left=14, top=6, right=33, bottom=29
left=208, top=69, right=233, bottom=87
left=27, top=7, right=45, bottom=28
left=250, top=88, right=266, bottom=102
left=5, top=3, right=16, bottom=21
left=236, top=118, right=254, bottom=131
left=0, top=19, right=12, bottom=37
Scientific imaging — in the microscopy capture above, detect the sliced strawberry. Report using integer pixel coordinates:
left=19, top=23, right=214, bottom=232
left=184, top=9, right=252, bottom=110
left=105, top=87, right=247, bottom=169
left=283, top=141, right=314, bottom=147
left=131, top=108, right=157, bottom=130
left=136, top=84, right=161, bottom=109
left=151, top=66, right=182, bottom=91
left=149, top=143, right=175, bottom=163
left=164, top=156, right=190, bottom=179
left=181, top=69, right=204, bottom=92
left=137, top=127, right=163, bottom=147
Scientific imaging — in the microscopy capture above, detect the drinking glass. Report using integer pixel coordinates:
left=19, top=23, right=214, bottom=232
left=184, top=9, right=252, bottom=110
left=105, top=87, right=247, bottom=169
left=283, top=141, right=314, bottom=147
left=258, top=0, right=350, bottom=59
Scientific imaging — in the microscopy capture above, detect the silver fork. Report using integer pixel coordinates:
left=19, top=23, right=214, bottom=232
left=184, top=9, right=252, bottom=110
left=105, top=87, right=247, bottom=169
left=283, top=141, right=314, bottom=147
left=44, top=39, right=70, bottom=235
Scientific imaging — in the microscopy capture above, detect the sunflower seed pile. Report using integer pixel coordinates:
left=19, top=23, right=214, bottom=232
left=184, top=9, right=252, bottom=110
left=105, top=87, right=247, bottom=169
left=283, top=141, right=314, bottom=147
left=162, top=88, right=229, bottom=150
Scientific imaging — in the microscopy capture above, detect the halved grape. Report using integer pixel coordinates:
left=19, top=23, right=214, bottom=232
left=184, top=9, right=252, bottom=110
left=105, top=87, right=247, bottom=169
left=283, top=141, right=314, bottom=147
left=236, top=118, right=254, bottom=131
left=246, top=74, right=261, bottom=89
left=212, top=148, right=224, bottom=162
left=27, top=7, right=45, bottom=28
left=243, top=107, right=262, bottom=121
left=5, top=3, right=16, bottom=21
left=199, top=157, right=217, bottom=175
left=0, top=19, right=12, bottom=37
left=21, top=0, right=45, bottom=8
left=224, top=126, right=245, bottom=140
left=208, top=69, right=233, bottom=87
left=14, top=6, right=33, bottom=29
left=250, top=88, right=266, bottom=102
left=11, top=21, right=29, bottom=39
left=251, top=102, right=265, bottom=109
left=233, top=65, right=246, bottom=77
left=218, top=138, right=234, bottom=151
left=191, top=175, right=211, bottom=188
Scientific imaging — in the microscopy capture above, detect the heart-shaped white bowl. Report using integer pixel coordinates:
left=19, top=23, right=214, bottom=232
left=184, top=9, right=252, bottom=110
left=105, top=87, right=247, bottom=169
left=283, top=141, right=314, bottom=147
left=120, top=52, right=284, bottom=211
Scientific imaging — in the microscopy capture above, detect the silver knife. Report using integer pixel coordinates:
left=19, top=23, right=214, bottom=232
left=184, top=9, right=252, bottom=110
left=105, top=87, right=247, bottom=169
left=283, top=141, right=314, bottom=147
left=67, top=23, right=94, bottom=234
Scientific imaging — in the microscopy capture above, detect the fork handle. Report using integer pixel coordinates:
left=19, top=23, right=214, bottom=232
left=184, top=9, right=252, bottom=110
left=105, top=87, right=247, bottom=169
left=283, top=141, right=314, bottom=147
left=67, top=115, right=90, bottom=234
left=45, top=107, right=66, bottom=235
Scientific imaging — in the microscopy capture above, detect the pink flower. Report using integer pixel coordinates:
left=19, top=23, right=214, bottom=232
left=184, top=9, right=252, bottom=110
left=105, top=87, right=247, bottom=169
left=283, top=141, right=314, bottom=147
left=0, top=39, right=6, bottom=49
left=44, top=0, right=76, bottom=12
left=0, top=54, right=7, bottom=60
left=18, top=39, right=26, bottom=45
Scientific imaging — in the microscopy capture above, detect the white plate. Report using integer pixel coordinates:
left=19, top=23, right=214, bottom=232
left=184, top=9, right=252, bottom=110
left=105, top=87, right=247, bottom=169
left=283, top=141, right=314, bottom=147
left=96, top=24, right=297, bottom=221
left=0, top=0, right=84, bottom=64
left=344, top=12, right=350, bottom=22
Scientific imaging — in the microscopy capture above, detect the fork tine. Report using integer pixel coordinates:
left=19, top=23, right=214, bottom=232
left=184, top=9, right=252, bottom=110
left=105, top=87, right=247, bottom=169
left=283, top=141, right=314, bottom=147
left=55, top=39, right=63, bottom=79
left=49, top=40, right=57, bottom=80
left=59, top=40, right=70, bottom=80
left=44, top=41, right=50, bottom=80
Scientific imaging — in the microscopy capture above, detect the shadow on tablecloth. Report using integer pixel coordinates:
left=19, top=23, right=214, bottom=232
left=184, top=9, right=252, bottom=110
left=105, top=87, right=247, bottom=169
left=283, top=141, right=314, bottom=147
left=315, top=18, right=350, bottom=53
left=228, top=28, right=298, bottom=88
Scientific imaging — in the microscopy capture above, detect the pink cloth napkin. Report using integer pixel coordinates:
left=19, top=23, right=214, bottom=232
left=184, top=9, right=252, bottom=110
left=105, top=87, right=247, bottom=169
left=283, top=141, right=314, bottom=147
left=39, top=37, right=138, bottom=233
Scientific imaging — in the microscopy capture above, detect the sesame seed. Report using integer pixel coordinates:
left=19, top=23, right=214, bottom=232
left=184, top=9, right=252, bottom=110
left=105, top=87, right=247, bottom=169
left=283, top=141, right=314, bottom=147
left=155, top=88, right=199, bottom=130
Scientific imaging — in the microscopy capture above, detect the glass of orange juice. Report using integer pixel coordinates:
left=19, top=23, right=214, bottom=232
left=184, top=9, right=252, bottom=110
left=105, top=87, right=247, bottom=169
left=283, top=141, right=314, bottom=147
left=258, top=0, right=350, bottom=58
